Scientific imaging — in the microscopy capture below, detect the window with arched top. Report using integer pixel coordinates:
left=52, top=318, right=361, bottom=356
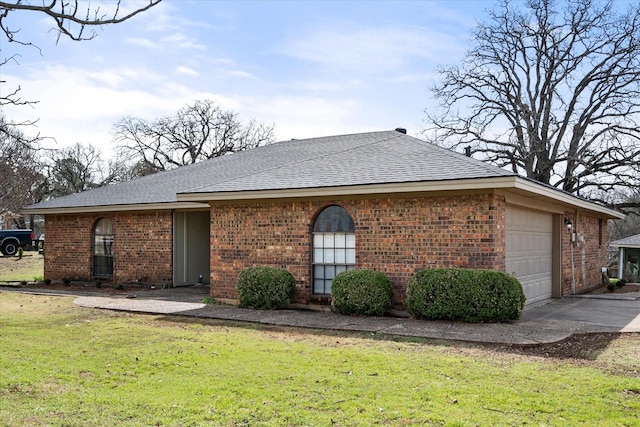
left=93, top=218, right=114, bottom=277
left=312, top=205, right=355, bottom=295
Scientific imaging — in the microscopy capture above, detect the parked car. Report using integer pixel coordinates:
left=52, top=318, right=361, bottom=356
left=0, top=229, right=35, bottom=256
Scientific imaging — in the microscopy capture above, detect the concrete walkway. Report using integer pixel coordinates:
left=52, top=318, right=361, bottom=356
left=5, top=285, right=640, bottom=345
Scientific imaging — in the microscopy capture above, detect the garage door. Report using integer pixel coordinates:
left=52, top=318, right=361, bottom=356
left=505, top=206, right=553, bottom=305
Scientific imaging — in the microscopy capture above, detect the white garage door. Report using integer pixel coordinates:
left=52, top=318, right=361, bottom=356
left=506, top=206, right=553, bottom=305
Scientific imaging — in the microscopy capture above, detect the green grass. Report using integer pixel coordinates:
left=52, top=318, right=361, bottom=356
left=1, top=292, right=639, bottom=426
left=0, top=253, right=43, bottom=282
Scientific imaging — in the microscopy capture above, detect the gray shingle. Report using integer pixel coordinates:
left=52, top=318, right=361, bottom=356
left=610, top=234, right=640, bottom=248
left=24, top=130, right=515, bottom=210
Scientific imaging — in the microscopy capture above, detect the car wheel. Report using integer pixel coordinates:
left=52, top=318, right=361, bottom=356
left=1, top=242, right=18, bottom=256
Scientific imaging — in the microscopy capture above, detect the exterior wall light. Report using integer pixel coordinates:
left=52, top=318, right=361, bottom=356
left=564, top=218, right=572, bottom=231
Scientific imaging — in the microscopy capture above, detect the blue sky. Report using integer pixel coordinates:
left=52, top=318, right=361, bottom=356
left=3, top=0, right=494, bottom=156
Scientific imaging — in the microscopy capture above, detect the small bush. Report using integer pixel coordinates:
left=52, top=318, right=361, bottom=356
left=331, top=269, right=393, bottom=316
left=607, top=282, right=617, bottom=291
left=44, top=279, right=52, bottom=286
left=17, top=247, right=23, bottom=259
left=202, top=296, right=216, bottom=305
left=115, top=284, right=125, bottom=291
left=236, top=267, right=296, bottom=309
left=617, top=279, right=627, bottom=287
left=20, top=280, right=27, bottom=287
left=94, top=281, right=102, bottom=288
left=62, top=278, right=72, bottom=286
left=406, top=268, right=526, bottom=323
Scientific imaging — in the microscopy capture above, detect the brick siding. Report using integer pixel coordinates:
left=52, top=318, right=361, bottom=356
left=561, top=211, right=608, bottom=295
left=210, top=193, right=506, bottom=309
left=43, top=211, right=173, bottom=284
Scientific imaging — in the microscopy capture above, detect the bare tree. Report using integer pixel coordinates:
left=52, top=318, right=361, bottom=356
left=0, top=0, right=161, bottom=107
left=113, top=99, right=275, bottom=174
left=0, top=114, right=47, bottom=228
left=46, top=143, right=117, bottom=198
left=424, top=0, right=640, bottom=208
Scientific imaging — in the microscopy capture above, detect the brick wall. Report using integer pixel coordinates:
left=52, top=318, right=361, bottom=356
left=43, top=211, right=173, bottom=284
left=561, top=211, right=608, bottom=295
left=210, top=193, right=506, bottom=308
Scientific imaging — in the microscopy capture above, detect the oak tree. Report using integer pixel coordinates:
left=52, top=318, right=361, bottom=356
left=425, top=0, right=640, bottom=209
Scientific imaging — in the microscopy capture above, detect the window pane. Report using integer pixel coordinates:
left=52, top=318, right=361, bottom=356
left=324, top=234, right=334, bottom=248
left=314, top=279, right=325, bottom=294
left=325, top=265, right=336, bottom=279
left=346, top=234, right=355, bottom=248
left=314, top=265, right=325, bottom=279
left=94, top=236, right=113, bottom=256
left=324, top=279, right=333, bottom=294
left=334, top=233, right=346, bottom=247
left=313, top=206, right=354, bottom=232
left=95, top=218, right=113, bottom=235
left=336, top=265, right=347, bottom=275
left=346, top=248, right=356, bottom=264
left=324, top=249, right=334, bottom=263
left=313, top=233, right=324, bottom=247
left=313, top=248, right=324, bottom=263
left=335, top=248, right=346, bottom=263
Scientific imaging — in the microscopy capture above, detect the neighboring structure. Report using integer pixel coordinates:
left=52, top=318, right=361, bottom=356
left=22, top=130, right=623, bottom=308
left=610, top=234, right=640, bottom=282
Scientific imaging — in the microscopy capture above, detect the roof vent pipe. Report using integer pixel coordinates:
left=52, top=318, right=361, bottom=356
left=464, top=146, right=472, bottom=157
left=395, top=128, right=407, bottom=134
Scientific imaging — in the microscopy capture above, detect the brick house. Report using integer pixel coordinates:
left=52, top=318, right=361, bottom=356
left=23, top=130, right=623, bottom=308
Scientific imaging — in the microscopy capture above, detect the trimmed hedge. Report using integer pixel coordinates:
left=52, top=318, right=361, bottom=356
left=331, top=269, right=393, bottom=316
left=406, top=268, right=525, bottom=323
left=236, top=267, right=296, bottom=309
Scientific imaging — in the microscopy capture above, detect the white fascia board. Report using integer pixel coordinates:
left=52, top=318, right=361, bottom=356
left=177, top=176, right=623, bottom=219
left=512, top=177, right=624, bottom=219
left=21, top=202, right=209, bottom=215
left=609, top=243, right=640, bottom=249
left=176, top=177, right=518, bottom=202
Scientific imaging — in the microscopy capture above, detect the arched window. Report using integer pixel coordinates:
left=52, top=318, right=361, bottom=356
left=312, top=206, right=355, bottom=295
left=93, top=218, right=114, bottom=277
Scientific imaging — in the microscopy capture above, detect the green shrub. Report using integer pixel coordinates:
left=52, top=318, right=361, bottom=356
left=617, top=279, right=627, bottom=287
left=44, top=279, right=52, bottom=286
left=331, top=269, right=393, bottom=316
left=607, top=282, right=617, bottom=291
left=62, top=278, right=72, bottom=286
left=236, top=267, right=296, bottom=309
left=115, top=284, right=125, bottom=291
left=406, top=268, right=526, bottom=323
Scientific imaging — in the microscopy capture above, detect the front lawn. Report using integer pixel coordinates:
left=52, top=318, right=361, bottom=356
left=1, top=291, right=638, bottom=426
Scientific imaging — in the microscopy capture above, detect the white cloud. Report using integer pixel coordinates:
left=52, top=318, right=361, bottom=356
left=176, top=66, right=200, bottom=76
left=125, top=37, right=159, bottom=49
left=279, top=24, right=461, bottom=74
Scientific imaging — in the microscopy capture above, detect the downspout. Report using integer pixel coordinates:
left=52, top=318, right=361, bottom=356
left=618, top=247, right=624, bottom=280
left=570, top=212, right=577, bottom=295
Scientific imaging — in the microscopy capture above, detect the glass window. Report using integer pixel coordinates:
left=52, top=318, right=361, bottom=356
left=93, top=218, right=114, bottom=277
left=312, top=206, right=355, bottom=295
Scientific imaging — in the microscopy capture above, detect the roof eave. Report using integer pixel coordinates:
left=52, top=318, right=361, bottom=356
left=177, top=176, right=623, bottom=218
left=21, top=201, right=209, bottom=215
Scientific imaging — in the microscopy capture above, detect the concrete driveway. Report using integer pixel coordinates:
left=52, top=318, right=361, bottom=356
left=523, top=296, right=640, bottom=332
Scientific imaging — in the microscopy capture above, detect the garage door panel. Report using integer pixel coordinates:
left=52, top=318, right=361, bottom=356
left=506, top=206, right=553, bottom=305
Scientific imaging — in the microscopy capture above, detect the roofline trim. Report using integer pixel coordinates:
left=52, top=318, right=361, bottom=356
left=21, top=202, right=209, bottom=215
left=177, top=176, right=623, bottom=219
left=609, top=243, right=640, bottom=249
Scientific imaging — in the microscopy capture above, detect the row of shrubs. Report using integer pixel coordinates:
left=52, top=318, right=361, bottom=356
left=236, top=266, right=526, bottom=323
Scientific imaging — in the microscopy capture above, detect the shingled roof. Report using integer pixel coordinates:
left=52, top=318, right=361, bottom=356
left=610, top=234, right=640, bottom=248
left=22, top=129, right=622, bottom=219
